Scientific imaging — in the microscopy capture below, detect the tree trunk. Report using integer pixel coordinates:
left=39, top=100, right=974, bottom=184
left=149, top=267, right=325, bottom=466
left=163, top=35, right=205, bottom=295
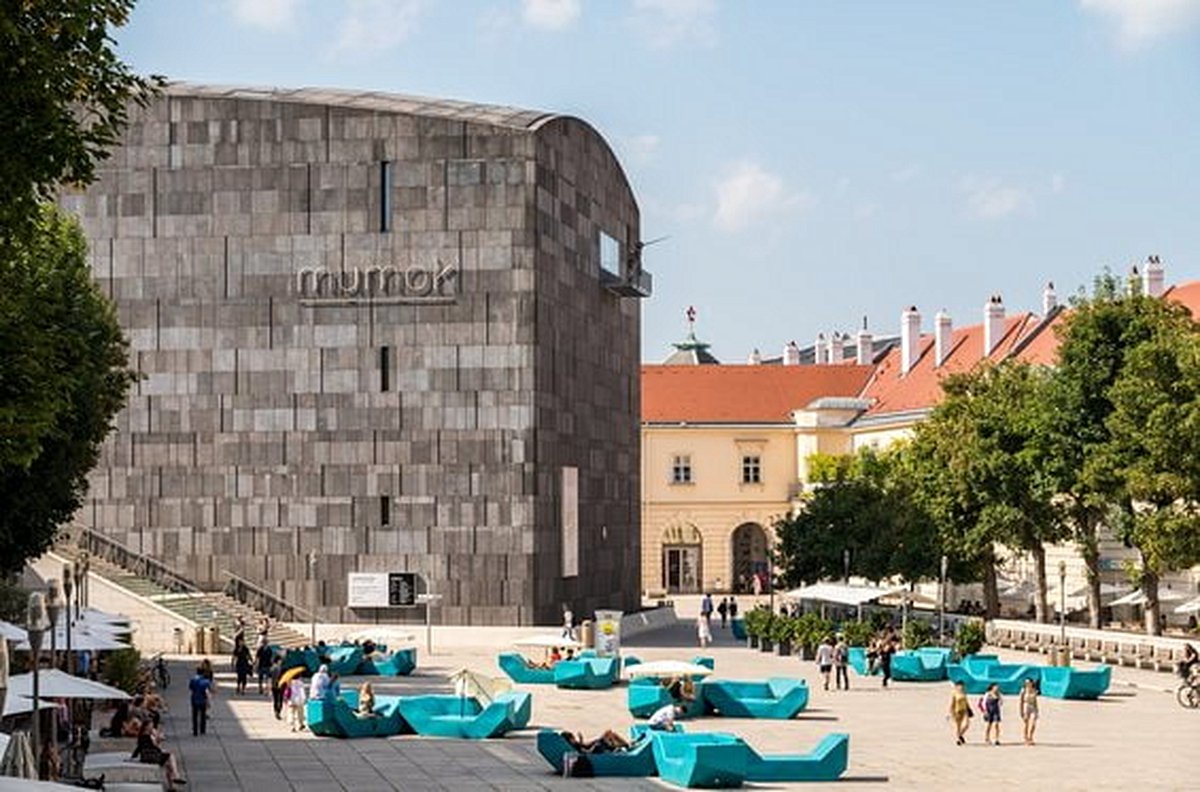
left=982, top=547, right=1000, bottom=619
left=1080, top=525, right=1102, bottom=630
left=1031, top=543, right=1049, bottom=624
left=1142, top=567, right=1161, bottom=636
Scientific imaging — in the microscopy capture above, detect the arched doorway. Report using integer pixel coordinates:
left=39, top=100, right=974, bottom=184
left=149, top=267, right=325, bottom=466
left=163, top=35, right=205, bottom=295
left=731, top=523, right=769, bottom=593
left=661, top=523, right=703, bottom=594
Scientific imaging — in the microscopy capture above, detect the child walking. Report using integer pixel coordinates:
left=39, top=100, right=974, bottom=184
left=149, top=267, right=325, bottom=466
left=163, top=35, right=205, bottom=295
left=981, top=683, right=1003, bottom=746
left=948, top=681, right=972, bottom=744
left=1019, top=678, right=1039, bottom=745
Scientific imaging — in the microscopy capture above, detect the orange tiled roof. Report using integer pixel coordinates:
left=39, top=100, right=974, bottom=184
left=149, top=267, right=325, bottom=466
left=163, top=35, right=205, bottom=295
left=642, top=365, right=873, bottom=424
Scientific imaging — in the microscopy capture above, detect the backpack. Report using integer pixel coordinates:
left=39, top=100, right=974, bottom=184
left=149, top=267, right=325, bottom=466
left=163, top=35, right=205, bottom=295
left=562, top=752, right=594, bottom=778
left=976, top=696, right=987, bottom=715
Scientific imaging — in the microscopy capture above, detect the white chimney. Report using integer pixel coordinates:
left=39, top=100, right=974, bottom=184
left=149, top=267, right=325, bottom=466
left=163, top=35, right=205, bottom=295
left=856, top=321, right=874, bottom=366
left=814, top=333, right=827, bottom=364
left=1144, top=255, right=1165, bottom=298
left=900, top=306, right=921, bottom=375
left=747, top=348, right=762, bottom=365
left=984, top=294, right=1005, bottom=358
left=1042, top=281, right=1058, bottom=315
left=829, top=332, right=845, bottom=363
left=783, top=341, right=801, bottom=366
left=935, top=310, right=953, bottom=368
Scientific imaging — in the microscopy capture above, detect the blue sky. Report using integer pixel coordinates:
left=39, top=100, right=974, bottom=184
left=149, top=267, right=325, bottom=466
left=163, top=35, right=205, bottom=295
left=116, top=0, right=1200, bottom=362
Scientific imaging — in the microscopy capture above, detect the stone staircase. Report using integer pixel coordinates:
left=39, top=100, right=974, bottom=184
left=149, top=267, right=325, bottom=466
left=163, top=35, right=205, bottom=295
left=58, top=532, right=309, bottom=651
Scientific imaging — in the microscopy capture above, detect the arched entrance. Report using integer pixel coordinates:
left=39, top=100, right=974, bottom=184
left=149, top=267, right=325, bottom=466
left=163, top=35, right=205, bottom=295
left=661, top=523, right=703, bottom=594
left=731, top=523, right=769, bottom=593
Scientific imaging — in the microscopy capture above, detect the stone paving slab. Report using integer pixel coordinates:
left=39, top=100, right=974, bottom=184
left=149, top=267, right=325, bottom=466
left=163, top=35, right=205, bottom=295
left=151, top=623, right=1200, bottom=790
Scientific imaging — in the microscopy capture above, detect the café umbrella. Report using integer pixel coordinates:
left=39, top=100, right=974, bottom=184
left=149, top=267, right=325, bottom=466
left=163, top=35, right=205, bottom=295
left=625, top=660, right=712, bottom=679
left=513, top=634, right=582, bottom=650
left=7, top=669, right=130, bottom=702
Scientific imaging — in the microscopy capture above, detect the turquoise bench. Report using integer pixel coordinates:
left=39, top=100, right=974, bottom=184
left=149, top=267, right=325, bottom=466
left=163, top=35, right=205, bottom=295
left=282, top=647, right=318, bottom=674
left=947, top=662, right=1039, bottom=694
left=651, top=732, right=747, bottom=788
left=499, top=691, right=532, bottom=729
left=535, top=729, right=657, bottom=777
left=325, top=646, right=364, bottom=676
left=305, top=692, right=405, bottom=738
left=1038, top=665, right=1111, bottom=699
left=891, top=648, right=951, bottom=682
left=497, top=652, right=556, bottom=684
left=700, top=678, right=809, bottom=719
left=742, top=733, right=849, bottom=783
left=960, top=654, right=1000, bottom=674
left=692, top=656, right=715, bottom=670
left=847, top=646, right=880, bottom=676
left=628, top=679, right=705, bottom=719
left=397, top=692, right=528, bottom=739
left=731, top=619, right=746, bottom=640
left=554, top=656, right=620, bottom=689
left=357, top=647, right=417, bottom=676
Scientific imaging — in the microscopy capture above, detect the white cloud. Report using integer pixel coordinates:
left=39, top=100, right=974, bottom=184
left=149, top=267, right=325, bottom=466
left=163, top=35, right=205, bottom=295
left=961, top=176, right=1035, bottom=220
left=621, top=134, right=661, bottom=165
left=330, top=0, right=425, bottom=57
left=713, top=161, right=813, bottom=233
left=890, top=164, right=922, bottom=183
left=229, top=0, right=302, bottom=31
left=630, top=0, right=717, bottom=48
left=1050, top=173, right=1067, bottom=193
left=522, top=0, right=581, bottom=30
left=1080, top=0, right=1200, bottom=50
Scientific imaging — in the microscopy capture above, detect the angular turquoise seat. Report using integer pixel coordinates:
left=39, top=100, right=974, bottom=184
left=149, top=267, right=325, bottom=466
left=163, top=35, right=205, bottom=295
left=742, top=733, right=849, bottom=783
left=947, top=662, right=1038, bottom=694
left=535, top=729, right=657, bottom=777
left=282, top=647, right=318, bottom=674
left=397, top=694, right=521, bottom=739
left=623, top=655, right=643, bottom=670
left=960, top=654, right=1000, bottom=675
left=554, top=657, right=619, bottom=689
left=325, top=646, right=364, bottom=676
left=628, top=680, right=705, bottom=719
left=357, top=647, right=417, bottom=676
left=496, top=691, right=532, bottom=729
left=700, top=678, right=809, bottom=719
left=691, top=656, right=715, bottom=670
left=1039, top=665, right=1111, bottom=699
left=731, top=619, right=746, bottom=640
left=497, top=652, right=556, bottom=684
left=651, top=733, right=746, bottom=788
left=305, top=693, right=405, bottom=738
left=891, top=648, right=950, bottom=681
left=847, top=646, right=879, bottom=676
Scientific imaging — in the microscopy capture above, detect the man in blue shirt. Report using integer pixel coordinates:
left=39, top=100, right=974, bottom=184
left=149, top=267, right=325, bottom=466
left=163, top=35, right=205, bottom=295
left=188, top=665, right=213, bottom=736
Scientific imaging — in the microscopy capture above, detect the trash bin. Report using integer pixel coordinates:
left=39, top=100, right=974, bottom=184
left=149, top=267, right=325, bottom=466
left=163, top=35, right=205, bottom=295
left=193, top=626, right=206, bottom=655
left=580, top=619, right=594, bottom=649
left=209, top=625, right=220, bottom=654
left=1056, top=646, right=1071, bottom=667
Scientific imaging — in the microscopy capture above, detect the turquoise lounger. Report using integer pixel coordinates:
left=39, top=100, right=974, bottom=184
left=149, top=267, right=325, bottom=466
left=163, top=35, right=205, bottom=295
left=535, top=729, right=657, bottom=777
left=731, top=619, right=746, bottom=640
left=700, top=678, right=809, bottom=719
left=554, top=657, right=620, bottom=690
left=692, top=656, right=715, bottom=670
left=651, top=733, right=747, bottom=788
left=320, top=645, right=364, bottom=676
left=357, top=647, right=417, bottom=676
left=960, top=654, right=1000, bottom=675
left=1038, top=665, right=1111, bottom=699
left=282, top=647, right=318, bottom=674
left=305, top=692, right=405, bottom=738
left=497, top=691, right=532, bottom=729
left=497, top=652, right=557, bottom=684
left=890, top=648, right=950, bottom=682
left=847, top=646, right=880, bottom=676
left=742, top=733, right=849, bottom=783
left=397, top=694, right=524, bottom=739
left=628, top=680, right=705, bottom=719
left=946, top=662, right=1038, bottom=695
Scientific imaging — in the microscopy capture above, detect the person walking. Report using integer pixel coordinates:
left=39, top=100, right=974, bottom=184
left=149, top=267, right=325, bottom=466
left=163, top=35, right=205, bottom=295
left=188, top=665, right=213, bottom=736
left=833, top=635, right=850, bottom=691
left=815, top=636, right=835, bottom=691
left=255, top=643, right=273, bottom=695
left=269, top=657, right=285, bottom=720
left=948, top=681, right=972, bottom=744
left=285, top=676, right=307, bottom=732
left=561, top=605, right=575, bottom=641
left=700, top=593, right=714, bottom=626
left=878, top=635, right=896, bottom=688
left=233, top=639, right=253, bottom=695
left=717, top=598, right=729, bottom=629
left=1019, top=678, right=1039, bottom=745
left=728, top=597, right=739, bottom=622
left=981, top=683, right=1003, bottom=745
left=696, top=614, right=712, bottom=649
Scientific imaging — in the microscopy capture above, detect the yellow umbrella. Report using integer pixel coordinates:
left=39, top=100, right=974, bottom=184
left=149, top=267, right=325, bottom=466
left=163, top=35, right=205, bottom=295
left=279, top=666, right=306, bottom=687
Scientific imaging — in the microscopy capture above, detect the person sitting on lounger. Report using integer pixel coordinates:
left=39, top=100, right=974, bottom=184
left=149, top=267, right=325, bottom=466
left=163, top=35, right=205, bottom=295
left=560, top=730, right=634, bottom=754
left=665, top=676, right=695, bottom=704
left=357, top=683, right=378, bottom=718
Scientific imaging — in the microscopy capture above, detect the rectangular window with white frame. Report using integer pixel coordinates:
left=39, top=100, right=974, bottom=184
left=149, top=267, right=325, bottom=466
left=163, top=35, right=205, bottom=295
left=741, top=454, right=762, bottom=484
left=671, top=455, right=693, bottom=484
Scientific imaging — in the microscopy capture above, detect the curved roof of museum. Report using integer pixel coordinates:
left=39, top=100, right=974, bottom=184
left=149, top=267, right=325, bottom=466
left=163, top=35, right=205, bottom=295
left=166, top=82, right=558, bottom=131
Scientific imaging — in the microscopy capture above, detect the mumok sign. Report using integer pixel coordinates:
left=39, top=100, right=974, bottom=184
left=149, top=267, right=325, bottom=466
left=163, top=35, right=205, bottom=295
left=296, top=261, right=458, bottom=305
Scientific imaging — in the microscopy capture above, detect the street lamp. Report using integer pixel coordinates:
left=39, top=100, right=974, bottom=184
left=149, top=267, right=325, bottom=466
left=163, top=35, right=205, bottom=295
left=46, top=580, right=63, bottom=673
left=843, top=548, right=851, bottom=585
left=76, top=553, right=90, bottom=614
left=0, top=632, right=9, bottom=728
left=26, top=592, right=49, bottom=779
left=62, top=565, right=74, bottom=675
left=306, top=551, right=318, bottom=645
left=939, top=554, right=949, bottom=643
left=1058, top=560, right=1067, bottom=648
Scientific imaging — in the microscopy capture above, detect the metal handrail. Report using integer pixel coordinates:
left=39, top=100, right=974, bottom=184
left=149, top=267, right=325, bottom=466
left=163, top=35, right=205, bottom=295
left=73, top=526, right=201, bottom=595
left=221, top=569, right=315, bottom=624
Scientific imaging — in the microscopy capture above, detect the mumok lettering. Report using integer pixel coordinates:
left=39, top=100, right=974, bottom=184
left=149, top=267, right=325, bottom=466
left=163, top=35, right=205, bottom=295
left=296, top=262, right=458, bottom=305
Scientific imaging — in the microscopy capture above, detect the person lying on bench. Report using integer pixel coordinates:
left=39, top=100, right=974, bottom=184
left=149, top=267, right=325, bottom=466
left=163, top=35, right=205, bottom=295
left=560, top=729, right=634, bottom=754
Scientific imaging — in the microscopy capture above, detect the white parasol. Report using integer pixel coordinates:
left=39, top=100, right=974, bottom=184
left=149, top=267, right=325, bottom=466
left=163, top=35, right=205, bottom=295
left=0, top=623, right=27, bottom=643
left=0, top=731, right=36, bottom=780
left=1110, top=588, right=1189, bottom=607
left=513, top=634, right=582, bottom=650
left=626, top=660, right=713, bottom=679
left=7, top=669, right=130, bottom=701
left=1173, top=596, right=1200, bottom=615
left=341, top=627, right=417, bottom=646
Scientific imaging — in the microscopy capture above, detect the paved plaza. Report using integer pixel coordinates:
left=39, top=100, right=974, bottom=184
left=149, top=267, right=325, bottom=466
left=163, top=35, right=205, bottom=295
left=151, top=620, right=1199, bottom=791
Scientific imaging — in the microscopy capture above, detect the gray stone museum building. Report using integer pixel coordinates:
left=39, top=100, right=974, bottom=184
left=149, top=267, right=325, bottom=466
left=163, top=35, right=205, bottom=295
left=59, top=83, right=651, bottom=625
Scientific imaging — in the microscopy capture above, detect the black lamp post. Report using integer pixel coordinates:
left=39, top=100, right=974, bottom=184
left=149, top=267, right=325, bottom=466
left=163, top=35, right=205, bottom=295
left=46, top=581, right=63, bottom=673
left=62, top=565, right=74, bottom=675
left=939, top=554, right=949, bottom=643
left=26, top=592, right=49, bottom=779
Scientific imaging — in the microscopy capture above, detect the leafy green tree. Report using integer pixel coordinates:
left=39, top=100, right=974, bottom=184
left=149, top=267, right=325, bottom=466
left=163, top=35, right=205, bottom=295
left=0, top=0, right=160, bottom=235
left=0, top=205, right=137, bottom=570
left=907, top=362, right=1065, bottom=620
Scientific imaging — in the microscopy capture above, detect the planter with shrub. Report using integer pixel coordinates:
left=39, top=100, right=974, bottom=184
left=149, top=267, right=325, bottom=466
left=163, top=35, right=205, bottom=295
left=840, top=619, right=874, bottom=647
left=793, top=612, right=834, bottom=661
left=769, top=616, right=795, bottom=655
left=744, top=607, right=770, bottom=649
left=954, top=618, right=987, bottom=657
left=902, top=619, right=934, bottom=650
